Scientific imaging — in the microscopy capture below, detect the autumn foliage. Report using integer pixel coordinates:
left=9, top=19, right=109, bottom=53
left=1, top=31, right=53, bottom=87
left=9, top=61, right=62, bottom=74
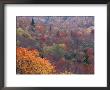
left=16, top=47, right=55, bottom=74
left=16, top=16, right=94, bottom=74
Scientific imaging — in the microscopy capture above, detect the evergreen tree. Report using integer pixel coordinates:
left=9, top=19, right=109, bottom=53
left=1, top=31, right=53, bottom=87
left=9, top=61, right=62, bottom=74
left=31, top=17, right=36, bottom=32
left=31, top=17, right=35, bottom=26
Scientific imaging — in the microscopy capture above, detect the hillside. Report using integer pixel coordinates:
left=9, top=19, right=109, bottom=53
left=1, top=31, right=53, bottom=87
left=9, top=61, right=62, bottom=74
left=16, top=16, right=94, bottom=74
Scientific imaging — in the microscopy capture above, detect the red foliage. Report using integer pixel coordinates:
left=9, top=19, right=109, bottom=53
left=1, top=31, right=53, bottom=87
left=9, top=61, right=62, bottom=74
left=82, top=64, right=94, bottom=74
left=59, top=32, right=67, bottom=37
left=88, top=55, right=94, bottom=64
left=86, top=48, right=94, bottom=56
left=35, top=24, right=45, bottom=32
left=75, top=63, right=94, bottom=74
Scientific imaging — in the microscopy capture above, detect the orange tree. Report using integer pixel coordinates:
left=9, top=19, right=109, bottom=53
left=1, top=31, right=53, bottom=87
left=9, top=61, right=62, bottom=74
left=16, top=47, right=55, bottom=74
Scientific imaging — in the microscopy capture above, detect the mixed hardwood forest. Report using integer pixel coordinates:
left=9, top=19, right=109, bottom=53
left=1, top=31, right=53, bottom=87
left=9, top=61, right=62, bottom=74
left=16, top=16, right=94, bottom=74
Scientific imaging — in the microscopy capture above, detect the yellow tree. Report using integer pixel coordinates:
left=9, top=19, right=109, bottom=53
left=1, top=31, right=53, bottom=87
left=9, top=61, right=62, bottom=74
left=16, top=47, right=55, bottom=74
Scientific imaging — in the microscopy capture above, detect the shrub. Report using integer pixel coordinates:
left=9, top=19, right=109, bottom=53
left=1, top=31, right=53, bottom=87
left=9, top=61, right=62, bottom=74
left=49, top=44, right=65, bottom=60
left=64, top=51, right=75, bottom=60
left=16, top=47, right=55, bottom=74
left=16, top=40, right=21, bottom=47
left=16, top=28, right=33, bottom=40
left=42, top=44, right=65, bottom=61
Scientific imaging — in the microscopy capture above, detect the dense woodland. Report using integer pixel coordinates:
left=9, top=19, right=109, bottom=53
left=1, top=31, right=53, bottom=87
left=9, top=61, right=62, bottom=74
left=16, top=16, right=94, bottom=74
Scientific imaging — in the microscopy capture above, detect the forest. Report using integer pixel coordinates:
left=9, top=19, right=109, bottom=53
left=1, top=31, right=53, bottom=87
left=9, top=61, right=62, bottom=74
left=16, top=16, right=94, bottom=74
